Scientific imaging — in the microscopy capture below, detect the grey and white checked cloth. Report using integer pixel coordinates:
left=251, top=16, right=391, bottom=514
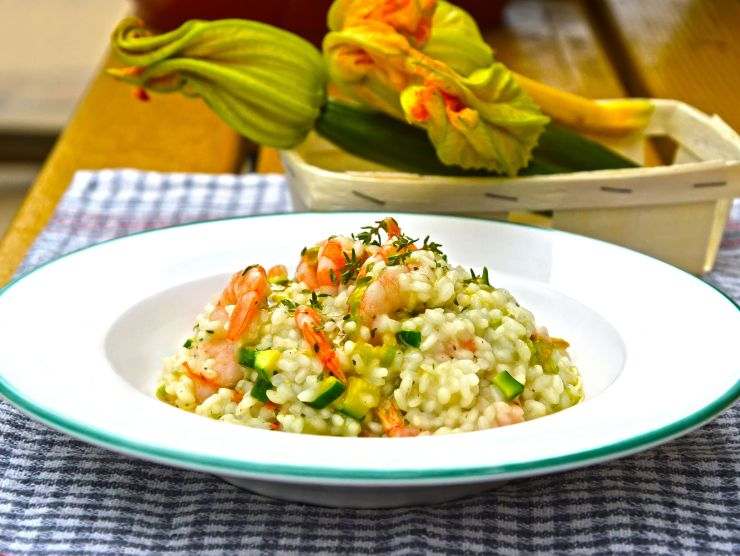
left=1, top=169, right=738, bottom=554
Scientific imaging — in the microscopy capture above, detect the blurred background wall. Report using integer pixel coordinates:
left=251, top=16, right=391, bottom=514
left=0, top=0, right=127, bottom=235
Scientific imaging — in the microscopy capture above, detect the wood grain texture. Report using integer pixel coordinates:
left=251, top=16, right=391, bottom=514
left=486, top=0, right=626, bottom=97
left=599, top=0, right=740, bottom=131
left=0, top=51, right=245, bottom=285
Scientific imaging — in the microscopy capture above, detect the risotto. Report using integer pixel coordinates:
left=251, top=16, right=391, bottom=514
left=157, top=218, right=583, bottom=436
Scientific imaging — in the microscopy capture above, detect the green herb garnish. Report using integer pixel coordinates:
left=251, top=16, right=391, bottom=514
left=392, top=234, right=418, bottom=251
left=355, top=220, right=389, bottom=246
left=280, top=299, right=298, bottom=312
left=387, top=251, right=413, bottom=266
left=422, top=236, right=447, bottom=261
left=464, top=267, right=491, bottom=286
left=341, top=249, right=363, bottom=284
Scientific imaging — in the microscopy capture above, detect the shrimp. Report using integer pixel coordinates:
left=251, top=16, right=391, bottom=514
left=358, top=266, right=407, bottom=323
left=295, top=305, right=346, bottom=382
left=377, top=400, right=419, bottom=437
left=316, top=238, right=348, bottom=290
left=183, top=363, right=219, bottom=403
left=182, top=266, right=269, bottom=402
left=493, top=402, right=525, bottom=427
left=267, top=264, right=288, bottom=282
left=380, top=217, right=401, bottom=238
left=296, top=247, right=319, bottom=290
left=297, top=237, right=356, bottom=292
left=360, top=219, right=414, bottom=275
left=217, top=265, right=269, bottom=341
left=187, top=338, right=245, bottom=393
left=317, top=236, right=357, bottom=291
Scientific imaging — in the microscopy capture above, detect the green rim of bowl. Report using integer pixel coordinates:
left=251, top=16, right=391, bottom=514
left=1, top=211, right=738, bottom=482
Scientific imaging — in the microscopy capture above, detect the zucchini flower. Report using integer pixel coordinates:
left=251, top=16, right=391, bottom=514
left=324, top=23, right=412, bottom=120
left=324, top=1, right=548, bottom=175
left=400, top=64, right=548, bottom=175
left=108, top=17, right=327, bottom=149
left=420, top=2, right=653, bottom=135
left=328, top=0, right=436, bottom=47
left=422, top=0, right=494, bottom=76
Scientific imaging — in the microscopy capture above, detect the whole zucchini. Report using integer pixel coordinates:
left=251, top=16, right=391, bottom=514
left=315, top=100, right=637, bottom=176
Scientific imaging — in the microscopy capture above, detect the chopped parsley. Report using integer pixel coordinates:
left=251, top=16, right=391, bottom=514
left=328, top=268, right=337, bottom=284
left=183, top=339, right=193, bottom=349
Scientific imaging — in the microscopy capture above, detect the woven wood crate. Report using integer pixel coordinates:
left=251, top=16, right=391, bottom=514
left=281, top=100, right=740, bottom=274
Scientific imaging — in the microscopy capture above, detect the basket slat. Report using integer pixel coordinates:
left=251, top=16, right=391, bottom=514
left=282, top=99, right=740, bottom=274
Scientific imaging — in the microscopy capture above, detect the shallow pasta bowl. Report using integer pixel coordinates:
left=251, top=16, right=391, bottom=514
left=0, top=212, right=738, bottom=508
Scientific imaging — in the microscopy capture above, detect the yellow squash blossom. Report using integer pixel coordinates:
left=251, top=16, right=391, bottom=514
left=423, top=0, right=494, bottom=76
left=419, top=1, right=653, bottom=135
left=400, top=64, right=548, bottom=175
left=324, top=1, right=548, bottom=175
left=108, top=17, right=327, bottom=149
left=328, top=0, right=436, bottom=47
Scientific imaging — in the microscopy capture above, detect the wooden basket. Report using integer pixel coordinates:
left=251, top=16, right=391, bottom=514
left=281, top=99, right=740, bottom=274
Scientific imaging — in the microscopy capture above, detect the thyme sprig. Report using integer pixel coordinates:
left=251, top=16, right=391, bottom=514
left=309, top=291, right=323, bottom=310
left=421, top=235, right=447, bottom=261
left=280, top=298, right=298, bottom=313
left=465, top=267, right=491, bottom=286
left=354, top=221, right=384, bottom=246
left=341, top=249, right=363, bottom=284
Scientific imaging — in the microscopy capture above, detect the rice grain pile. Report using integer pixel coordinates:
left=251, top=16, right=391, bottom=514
left=157, top=218, right=583, bottom=437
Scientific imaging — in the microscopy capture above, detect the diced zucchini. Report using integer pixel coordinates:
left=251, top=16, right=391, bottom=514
left=338, top=377, right=380, bottom=420
left=250, top=377, right=273, bottom=402
left=155, top=383, right=169, bottom=402
left=396, top=330, right=422, bottom=348
left=348, top=276, right=371, bottom=319
left=255, top=349, right=281, bottom=382
left=237, top=347, right=257, bottom=368
left=353, top=341, right=397, bottom=369
left=532, top=339, right=559, bottom=375
left=493, top=370, right=524, bottom=400
left=304, top=376, right=346, bottom=409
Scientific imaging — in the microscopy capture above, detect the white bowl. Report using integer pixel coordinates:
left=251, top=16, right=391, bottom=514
left=0, top=213, right=737, bottom=508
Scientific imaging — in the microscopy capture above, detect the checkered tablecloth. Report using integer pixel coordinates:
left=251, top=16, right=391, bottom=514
left=1, top=170, right=738, bottom=554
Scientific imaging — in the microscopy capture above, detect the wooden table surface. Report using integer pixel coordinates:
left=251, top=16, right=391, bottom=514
left=1, top=0, right=739, bottom=285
